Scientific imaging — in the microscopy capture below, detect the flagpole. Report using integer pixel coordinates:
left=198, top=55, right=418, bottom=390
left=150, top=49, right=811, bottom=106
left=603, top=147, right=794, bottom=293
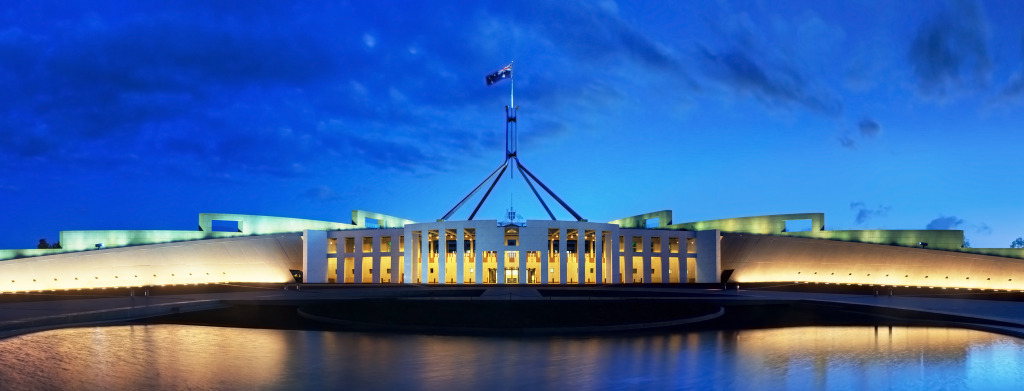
left=509, top=61, right=515, bottom=180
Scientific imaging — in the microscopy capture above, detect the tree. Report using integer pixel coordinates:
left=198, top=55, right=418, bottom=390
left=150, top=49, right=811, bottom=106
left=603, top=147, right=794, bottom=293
left=1012, top=237, right=1024, bottom=249
left=963, top=239, right=971, bottom=248
left=37, top=238, right=49, bottom=249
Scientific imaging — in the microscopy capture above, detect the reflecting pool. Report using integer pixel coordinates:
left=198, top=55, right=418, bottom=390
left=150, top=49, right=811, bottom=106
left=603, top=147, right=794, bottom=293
left=1, top=325, right=1023, bottom=390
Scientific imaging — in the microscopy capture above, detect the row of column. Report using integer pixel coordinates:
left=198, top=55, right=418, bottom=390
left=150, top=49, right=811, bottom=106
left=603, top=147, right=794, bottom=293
left=406, top=227, right=616, bottom=285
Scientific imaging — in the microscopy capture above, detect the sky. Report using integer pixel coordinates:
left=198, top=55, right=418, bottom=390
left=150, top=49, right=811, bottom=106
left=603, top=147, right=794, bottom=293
left=2, top=0, right=1024, bottom=249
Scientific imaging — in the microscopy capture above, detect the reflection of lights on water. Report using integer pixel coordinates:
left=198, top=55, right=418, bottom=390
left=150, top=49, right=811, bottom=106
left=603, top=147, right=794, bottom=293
left=2, top=326, right=1024, bottom=389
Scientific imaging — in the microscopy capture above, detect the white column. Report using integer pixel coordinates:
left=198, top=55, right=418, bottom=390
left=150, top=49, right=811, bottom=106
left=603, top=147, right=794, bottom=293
left=518, top=250, right=527, bottom=284
left=643, top=253, right=651, bottom=284
left=371, top=235, right=381, bottom=283
left=474, top=234, right=483, bottom=284
left=497, top=247, right=506, bottom=285
left=302, top=230, right=327, bottom=283
left=456, top=227, right=465, bottom=284
left=354, top=256, right=363, bottom=284
left=392, top=234, right=401, bottom=283
left=355, top=235, right=366, bottom=283
left=437, top=229, right=447, bottom=285
left=403, top=230, right=413, bottom=283
left=610, top=233, right=620, bottom=284
left=541, top=231, right=549, bottom=284
left=576, top=234, right=585, bottom=285
left=660, top=235, right=670, bottom=283
left=695, top=230, right=722, bottom=283
left=594, top=231, right=603, bottom=284
left=559, top=228, right=568, bottom=285
left=421, top=231, right=430, bottom=284
left=624, top=234, right=633, bottom=283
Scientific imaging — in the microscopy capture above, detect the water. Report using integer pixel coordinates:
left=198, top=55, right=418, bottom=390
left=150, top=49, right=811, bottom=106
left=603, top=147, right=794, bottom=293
left=1, top=325, right=1023, bottom=390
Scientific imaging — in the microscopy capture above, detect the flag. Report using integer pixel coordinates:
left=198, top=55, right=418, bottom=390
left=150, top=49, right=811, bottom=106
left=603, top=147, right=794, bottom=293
left=486, top=63, right=512, bottom=85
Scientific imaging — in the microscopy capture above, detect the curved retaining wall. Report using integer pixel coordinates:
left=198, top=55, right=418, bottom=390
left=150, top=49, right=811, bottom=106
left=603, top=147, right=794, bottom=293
left=0, top=234, right=303, bottom=292
left=722, top=233, right=1024, bottom=290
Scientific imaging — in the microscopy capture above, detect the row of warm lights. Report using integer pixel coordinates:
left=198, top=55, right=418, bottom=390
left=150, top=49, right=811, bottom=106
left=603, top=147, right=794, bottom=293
left=0, top=282, right=222, bottom=294
left=9, top=271, right=230, bottom=284
left=795, top=271, right=1011, bottom=282
left=792, top=281, right=1024, bottom=292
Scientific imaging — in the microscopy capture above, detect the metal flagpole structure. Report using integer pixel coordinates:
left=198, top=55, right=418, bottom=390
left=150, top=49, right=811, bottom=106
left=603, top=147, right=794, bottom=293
left=440, top=63, right=584, bottom=222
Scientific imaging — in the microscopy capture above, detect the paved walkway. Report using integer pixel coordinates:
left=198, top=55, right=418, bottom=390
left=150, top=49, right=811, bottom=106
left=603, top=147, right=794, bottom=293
left=2, top=285, right=1024, bottom=338
left=734, top=288, right=1024, bottom=337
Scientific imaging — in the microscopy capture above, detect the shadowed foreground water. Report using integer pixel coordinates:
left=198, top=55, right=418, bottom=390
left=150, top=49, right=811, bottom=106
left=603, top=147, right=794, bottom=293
left=1, top=325, right=1023, bottom=390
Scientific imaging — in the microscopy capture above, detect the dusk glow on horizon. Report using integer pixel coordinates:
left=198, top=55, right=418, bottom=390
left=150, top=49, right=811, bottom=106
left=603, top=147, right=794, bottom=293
left=2, top=1, right=1024, bottom=249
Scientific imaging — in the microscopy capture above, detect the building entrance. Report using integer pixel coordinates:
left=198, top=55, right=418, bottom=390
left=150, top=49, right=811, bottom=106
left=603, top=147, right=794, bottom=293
left=505, top=267, right=519, bottom=283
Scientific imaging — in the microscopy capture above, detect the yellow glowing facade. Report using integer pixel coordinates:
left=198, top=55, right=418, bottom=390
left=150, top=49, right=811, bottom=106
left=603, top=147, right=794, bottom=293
left=302, top=220, right=722, bottom=285
left=0, top=234, right=301, bottom=292
left=5, top=209, right=1024, bottom=292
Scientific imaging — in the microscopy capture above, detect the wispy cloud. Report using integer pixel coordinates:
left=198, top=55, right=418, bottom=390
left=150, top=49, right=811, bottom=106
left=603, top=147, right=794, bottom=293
left=0, top=1, right=704, bottom=183
left=992, top=33, right=1024, bottom=104
left=926, top=215, right=964, bottom=230
left=697, top=47, right=842, bottom=116
left=303, top=186, right=342, bottom=202
left=850, top=202, right=890, bottom=225
left=838, top=135, right=857, bottom=150
left=858, top=118, right=882, bottom=138
left=907, top=0, right=991, bottom=99
left=838, top=117, right=883, bottom=149
left=972, top=222, right=992, bottom=235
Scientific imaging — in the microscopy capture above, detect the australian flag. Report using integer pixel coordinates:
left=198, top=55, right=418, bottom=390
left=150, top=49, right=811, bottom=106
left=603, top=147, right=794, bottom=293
left=485, top=63, right=512, bottom=85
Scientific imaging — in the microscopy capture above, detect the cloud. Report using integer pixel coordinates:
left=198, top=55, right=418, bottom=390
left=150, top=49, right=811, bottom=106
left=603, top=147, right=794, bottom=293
left=694, top=8, right=844, bottom=116
left=858, top=118, right=882, bottom=138
left=997, top=75, right=1024, bottom=101
left=973, top=222, right=992, bottom=235
left=993, top=33, right=1024, bottom=103
left=698, top=47, right=842, bottom=116
left=838, top=117, right=882, bottom=149
left=304, top=186, right=342, bottom=202
left=907, top=0, right=991, bottom=99
left=926, top=215, right=964, bottom=230
left=0, top=1, right=704, bottom=183
left=838, top=135, right=856, bottom=149
left=518, top=1, right=677, bottom=71
left=850, top=202, right=890, bottom=224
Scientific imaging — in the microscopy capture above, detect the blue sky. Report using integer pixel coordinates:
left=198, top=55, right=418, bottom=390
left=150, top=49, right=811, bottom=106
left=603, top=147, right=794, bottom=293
left=2, top=0, right=1023, bottom=249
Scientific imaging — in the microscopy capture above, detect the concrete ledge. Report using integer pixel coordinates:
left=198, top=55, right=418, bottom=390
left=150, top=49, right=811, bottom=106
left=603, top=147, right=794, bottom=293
left=296, top=298, right=725, bottom=335
left=0, top=300, right=227, bottom=339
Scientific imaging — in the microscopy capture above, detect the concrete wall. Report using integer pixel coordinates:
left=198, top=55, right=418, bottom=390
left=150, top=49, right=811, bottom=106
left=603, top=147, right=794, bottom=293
left=199, top=213, right=356, bottom=234
left=0, top=233, right=302, bottom=293
left=0, top=249, right=65, bottom=261
left=60, top=230, right=245, bottom=252
left=960, top=247, right=1024, bottom=258
left=609, top=210, right=673, bottom=228
left=350, top=210, right=416, bottom=228
left=2, top=212, right=368, bottom=261
left=671, top=213, right=824, bottom=234
left=721, top=233, right=1024, bottom=290
left=780, top=229, right=964, bottom=251
left=671, top=212, right=966, bottom=251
